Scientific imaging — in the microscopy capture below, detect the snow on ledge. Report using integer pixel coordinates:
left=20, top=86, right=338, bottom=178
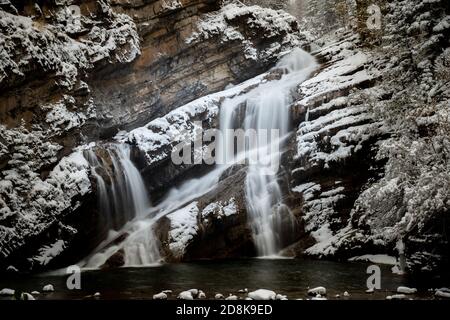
left=167, top=202, right=200, bottom=258
left=348, top=254, right=397, bottom=265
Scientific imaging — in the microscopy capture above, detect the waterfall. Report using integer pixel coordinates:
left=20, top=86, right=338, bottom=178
left=84, top=144, right=152, bottom=231
left=82, top=48, right=317, bottom=267
left=217, top=48, right=318, bottom=256
left=83, top=143, right=161, bottom=267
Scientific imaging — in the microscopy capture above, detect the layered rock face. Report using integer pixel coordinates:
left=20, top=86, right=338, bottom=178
left=131, top=0, right=450, bottom=275
left=284, top=0, right=450, bottom=273
left=1, top=0, right=449, bottom=276
left=91, top=0, right=305, bottom=136
left=0, top=0, right=304, bottom=271
left=0, top=0, right=140, bottom=272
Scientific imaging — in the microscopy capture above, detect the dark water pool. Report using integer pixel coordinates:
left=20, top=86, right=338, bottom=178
left=0, top=258, right=447, bottom=300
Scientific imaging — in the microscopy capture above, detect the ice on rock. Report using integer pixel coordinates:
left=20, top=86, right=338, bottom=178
left=308, top=287, right=326, bottom=296
left=248, top=289, right=276, bottom=300
left=215, top=293, right=224, bottom=299
left=31, top=291, right=40, bottom=295
left=198, top=291, right=206, bottom=299
left=343, top=291, right=350, bottom=297
left=225, top=294, right=239, bottom=300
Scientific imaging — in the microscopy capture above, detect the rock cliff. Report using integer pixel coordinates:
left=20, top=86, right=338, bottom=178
left=0, top=0, right=304, bottom=271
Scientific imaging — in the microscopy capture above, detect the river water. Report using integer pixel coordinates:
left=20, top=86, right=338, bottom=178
left=1, top=258, right=444, bottom=300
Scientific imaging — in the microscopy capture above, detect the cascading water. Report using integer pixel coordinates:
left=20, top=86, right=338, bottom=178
left=85, top=144, right=151, bottom=228
left=82, top=48, right=317, bottom=268
left=83, top=144, right=161, bottom=267
left=218, top=48, right=318, bottom=256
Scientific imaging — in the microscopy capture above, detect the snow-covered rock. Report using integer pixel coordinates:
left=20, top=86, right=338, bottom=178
left=435, top=288, right=450, bottom=298
left=307, top=287, right=326, bottom=296
left=187, top=289, right=199, bottom=296
left=225, top=294, right=239, bottom=300
left=397, top=287, right=417, bottom=294
left=21, top=293, right=35, bottom=300
left=215, top=293, right=224, bottom=299
left=178, top=291, right=194, bottom=300
left=0, top=288, right=15, bottom=296
left=248, top=289, right=276, bottom=300
left=187, top=3, right=304, bottom=62
left=167, top=203, right=200, bottom=259
left=349, top=255, right=397, bottom=265
left=153, top=292, right=168, bottom=300
left=386, top=294, right=407, bottom=300
left=42, top=284, right=54, bottom=292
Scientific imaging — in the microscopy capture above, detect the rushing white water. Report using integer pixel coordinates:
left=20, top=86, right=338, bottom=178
left=82, top=48, right=317, bottom=268
left=85, top=144, right=151, bottom=228
left=218, top=48, right=318, bottom=256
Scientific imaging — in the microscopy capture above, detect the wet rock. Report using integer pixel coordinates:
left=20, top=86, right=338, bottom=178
left=102, top=249, right=126, bottom=269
